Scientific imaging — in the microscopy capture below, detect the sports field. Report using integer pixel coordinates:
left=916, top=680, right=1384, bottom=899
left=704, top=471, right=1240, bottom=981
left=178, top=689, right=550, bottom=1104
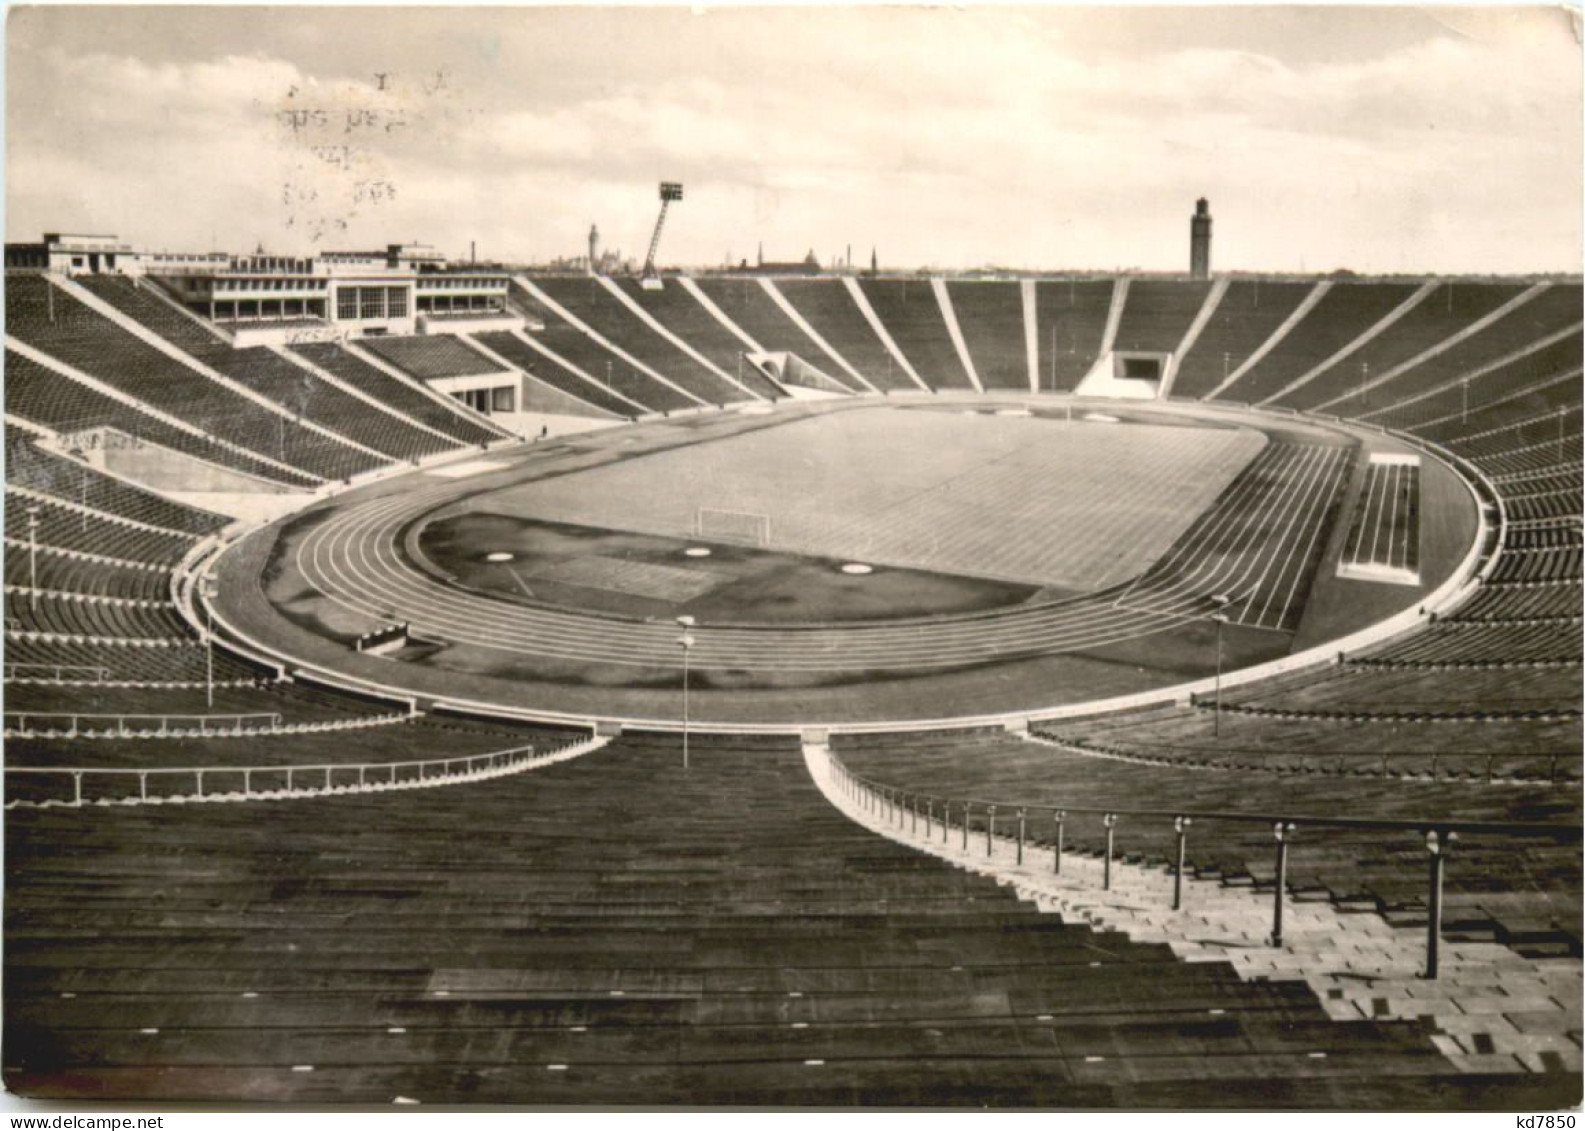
left=478, top=407, right=1266, bottom=591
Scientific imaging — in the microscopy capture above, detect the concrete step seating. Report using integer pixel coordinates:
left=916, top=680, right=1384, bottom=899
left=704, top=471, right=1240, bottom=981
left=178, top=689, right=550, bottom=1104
left=833, top=730, right=1581, bottom=948
left=811, top=742, right=1581, bottom=1092
left=3, top=732, right=1530, bottom=1107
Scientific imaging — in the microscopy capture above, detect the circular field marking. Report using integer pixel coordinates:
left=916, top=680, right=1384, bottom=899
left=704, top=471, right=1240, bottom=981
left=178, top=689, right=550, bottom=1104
left=840, top=563, right=875, bottom=575
left=738, top=405, right=775, bottom=415
left=484, top=552, right=515, bottom=563
left=1084, top=412, right=1120, bottom=423
left=684, top=547, right=712, bottom=558
left=995, top=408, right=1033, bottom=417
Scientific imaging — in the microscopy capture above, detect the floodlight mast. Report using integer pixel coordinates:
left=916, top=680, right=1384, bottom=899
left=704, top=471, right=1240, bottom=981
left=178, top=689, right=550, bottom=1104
left=643, top=182, right=684, bottom=280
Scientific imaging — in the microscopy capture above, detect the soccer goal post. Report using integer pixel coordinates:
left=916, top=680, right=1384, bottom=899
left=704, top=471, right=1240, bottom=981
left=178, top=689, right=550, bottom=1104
left=694, top=507, right=772, bottom=547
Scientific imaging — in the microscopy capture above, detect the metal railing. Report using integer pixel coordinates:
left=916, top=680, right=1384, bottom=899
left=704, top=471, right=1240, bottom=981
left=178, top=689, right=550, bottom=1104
left=823, top=748, right=1581, bottom=980
left=3, top=662, right=112, bottom=682
left=5, top=711, right=283, bottom=736
left=4, top=737, right=597, bottom=809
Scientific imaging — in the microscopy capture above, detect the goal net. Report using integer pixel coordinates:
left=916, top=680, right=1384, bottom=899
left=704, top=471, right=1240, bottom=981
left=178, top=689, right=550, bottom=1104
left=694, top=507, right=772, bottom=547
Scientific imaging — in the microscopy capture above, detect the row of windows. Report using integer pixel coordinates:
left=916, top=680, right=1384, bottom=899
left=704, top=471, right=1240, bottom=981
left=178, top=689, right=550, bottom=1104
left=335, top=286, right=410, bottom=321
left=215, top=277, right=330, bottom=293
left=417, top=277, right=507, bottom=291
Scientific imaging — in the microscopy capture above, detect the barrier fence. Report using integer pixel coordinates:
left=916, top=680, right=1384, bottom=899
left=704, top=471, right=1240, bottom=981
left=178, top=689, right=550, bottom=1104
left=823, top=748, right=1581, bottom=980
left=4, top=736, right=601, bottom=810
left=6, top=711, right=284, bottom=737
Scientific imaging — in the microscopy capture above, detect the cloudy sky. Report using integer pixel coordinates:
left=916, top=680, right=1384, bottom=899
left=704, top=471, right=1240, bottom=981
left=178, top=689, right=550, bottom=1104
left=7, top=5, right=1581, bottom=273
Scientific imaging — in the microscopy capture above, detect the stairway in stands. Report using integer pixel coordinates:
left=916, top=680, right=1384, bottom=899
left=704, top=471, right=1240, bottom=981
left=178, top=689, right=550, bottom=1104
left=5, top=733, right=1557, bottom=1108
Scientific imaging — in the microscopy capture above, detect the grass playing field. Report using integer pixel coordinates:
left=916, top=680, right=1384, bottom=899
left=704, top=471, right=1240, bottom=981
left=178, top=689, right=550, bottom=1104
left=474, top=406, right=1266, bottom=591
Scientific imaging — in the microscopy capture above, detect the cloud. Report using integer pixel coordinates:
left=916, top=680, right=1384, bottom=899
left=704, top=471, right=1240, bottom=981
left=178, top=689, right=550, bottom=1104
left=6, top=8, right=1579, bottom=273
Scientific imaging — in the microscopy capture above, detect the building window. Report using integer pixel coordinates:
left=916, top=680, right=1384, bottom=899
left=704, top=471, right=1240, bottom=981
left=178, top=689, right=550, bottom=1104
left=360, top=287, right=385, bottom=320
left=336, top=288, right=358, bottom=321
left=387, top=287, right=409, bottom=317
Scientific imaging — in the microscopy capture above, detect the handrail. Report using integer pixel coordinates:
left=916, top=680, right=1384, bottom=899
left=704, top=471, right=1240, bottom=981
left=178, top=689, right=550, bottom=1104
left=827, top=749, right=1581, bottom=839
left=4, top=733, right=603, bottom=809
left=7, top=711, right=282, bottom=728
left=4, top=662, right=111, bottom=681
left=821, top=745, right=1580, bottom=979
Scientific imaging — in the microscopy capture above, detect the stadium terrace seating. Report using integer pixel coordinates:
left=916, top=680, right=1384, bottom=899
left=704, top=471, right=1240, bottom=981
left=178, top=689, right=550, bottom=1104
left=834, top=730, right=1581, bottom=925
left=1449, top=582, right=1582, bottom=623
left=1276, top=284, right=1533, bottom=413
left=1, top=636, right=258, bottom=685
left=529, top=278, right=749, bottom=405
left=858, top=279, right=974, bottom=390
left=75, top=275, right=232, bottom=357
left=5, top=492, right=196, bottom=567
left=604, top=279, right=783, bottom=400
left=209, top=347, right=456, bottom=463
left=1111, top=281, right=1212, bottom=355
left=1216, top=282, right=1420, bottom=404
left=1365, top=621, right=1581, bottom=665
left=359, top=334, right=503, bottom=382
left=1390, top=338, right=1585, bottom=439
left=5, top=352, right=318, bottom=489
left=775, top=279, right=919, bottom=392
left=1324, top=285, right=1584, bottom=423
left=3, top=679, right=397, bottom=723
left=5, top=590, right=191, bottom=643
left=470, top=331, right=639, bottom=418
left=509, top=284, right=697, bottom=412
left=1228, top=663, right=1580, bottom=716
left=289, top=342, right=501, bottom=445
left=5, top=714, right=574, bottom=771
left=690, top=278, right=862, bottom=391
left=73, top=277, right=491, bottom=460
left=3, top=545, right=169, bottom=603
left=946, top=281, right=1029, bottom=390
left=1032, top=281, right=1114, bottom=392
left=7, top=733, right=1517, bottom=1109
left=6, top=277, right=376, bottom=483
left=1168, top=281, right=1315, bottom=399
left=6, top=436, right=228, bottom=537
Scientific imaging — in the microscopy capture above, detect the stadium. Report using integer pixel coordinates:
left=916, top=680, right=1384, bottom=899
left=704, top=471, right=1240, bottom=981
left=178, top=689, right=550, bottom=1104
left=4, top=6, right=1582, bottom=1113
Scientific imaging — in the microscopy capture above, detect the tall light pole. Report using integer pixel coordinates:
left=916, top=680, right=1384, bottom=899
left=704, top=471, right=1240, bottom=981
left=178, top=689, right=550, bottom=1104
left=677, top=615, right=695, bottom=771
left=202, top=576, right=218, bottom=710
left=1210, top=592, right=1232, bottom=738
left=1360, top=361, right=1370, bottom=408
left=26, top=506, right=40, bottom=611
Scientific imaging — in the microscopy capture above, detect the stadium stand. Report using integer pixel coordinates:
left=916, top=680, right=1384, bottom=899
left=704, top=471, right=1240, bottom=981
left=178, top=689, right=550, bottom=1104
left=6, top=277, right=377, bottom=482
left=7, top=732, right=1539, bottom=1108
left=1111, top=280, right=1213, bottom=355
left=1169, top=281, right=1316, bottom=399
left=690, top=278, right=861, bottom=391
left=1276, top=284, right=1532, bottom=412
left=1326, top=284, right=1584, bottom=422
left=359, top=334, right=503, bottom=381
left=470, top=331, right=640, bottom=418
left=4, top=352, right=320, bottom=489
left=509, top=282, right=699, bottom=412
left=1032, top=281, right=1113, bottom=392
left=1217, top=282, right=1420, bottom=404
left=835, top=729, right=1580, bottom=937
left=946, top=281, right=1029, bottom=390
left=603, top=279, right=784, bottom=400
left=289, top=342, right=502, bottom=445
left=528, top=277, right=749, bottom=404
left=858, top=279, right=974, bottom=390
left=775, top=279, right=918, bottom=391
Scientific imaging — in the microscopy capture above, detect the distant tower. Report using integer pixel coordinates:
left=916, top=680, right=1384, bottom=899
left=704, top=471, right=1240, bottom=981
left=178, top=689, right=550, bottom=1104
left=757, top=242, right=763, bottom=269
left=870, top=247, right=878, bottom=274
left=588, top=224, right=600, bottom=275
left=1190, top=198, right=1212, bottom=279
